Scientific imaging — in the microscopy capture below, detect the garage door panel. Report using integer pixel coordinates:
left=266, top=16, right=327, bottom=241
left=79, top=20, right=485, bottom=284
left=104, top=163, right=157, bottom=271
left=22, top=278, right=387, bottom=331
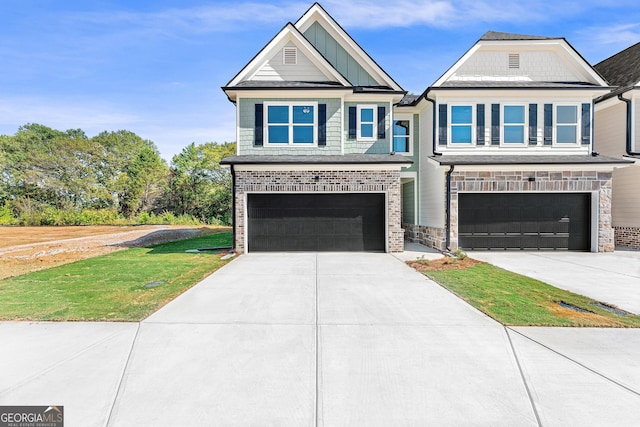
left=248, top=194, right=384, bottom=252
left=459, top=193, right=590, bottom=251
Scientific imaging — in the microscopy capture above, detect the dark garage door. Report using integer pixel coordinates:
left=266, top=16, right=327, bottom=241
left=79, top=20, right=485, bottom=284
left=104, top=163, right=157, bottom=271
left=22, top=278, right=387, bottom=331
left=459, top=193, right=591, bottom=251
left=247, top=193, right=385, bottom=252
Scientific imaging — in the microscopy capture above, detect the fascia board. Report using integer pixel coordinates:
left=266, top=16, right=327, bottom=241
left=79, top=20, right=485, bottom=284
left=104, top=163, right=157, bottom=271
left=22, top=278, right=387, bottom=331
left=432, top=44, right=481, bottom=87
left=427, top=88, right=610, bottom=99
left=223, top=89, right=353, bottom=100
left=295, top=5, right=403, bottom=92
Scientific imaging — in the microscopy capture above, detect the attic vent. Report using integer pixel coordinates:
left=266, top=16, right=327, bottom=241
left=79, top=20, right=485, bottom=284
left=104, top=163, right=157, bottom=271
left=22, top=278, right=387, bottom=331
left=508, top=53, right=520, bottom=69
left=283, top=47, right=297, bottom=65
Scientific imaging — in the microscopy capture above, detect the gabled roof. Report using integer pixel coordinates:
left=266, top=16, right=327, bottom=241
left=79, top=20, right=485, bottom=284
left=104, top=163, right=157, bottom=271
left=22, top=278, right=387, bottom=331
left=225, top=22, right=350, bottom=89
left=480, top=31, right=558, bottom=41
left=431, top=30, right=608, bottom=88
left=294, top=3, right=403, bottom=91
left=594, top=41, right=640, bottom=87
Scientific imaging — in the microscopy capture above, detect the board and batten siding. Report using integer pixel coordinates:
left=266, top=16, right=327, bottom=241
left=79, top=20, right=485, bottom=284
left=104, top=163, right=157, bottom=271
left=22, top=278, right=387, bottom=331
left=238, top=98, right=342, bottom=155
left=634, top=97, right=640, bottom=152
left=399, top=113, right=420, bottom=172
left=252, top=42, right=328, bottom=82
left=612, top=164, right=640, bottom=228
left=595, top=101, right=626, bottom=157
left=343, top=102, right=390, bottom=154
left=303, top=21, right=378, bottom=86
left=402, top=180, right=415, bottom=224
left=449, top=50, right=580, bottom=82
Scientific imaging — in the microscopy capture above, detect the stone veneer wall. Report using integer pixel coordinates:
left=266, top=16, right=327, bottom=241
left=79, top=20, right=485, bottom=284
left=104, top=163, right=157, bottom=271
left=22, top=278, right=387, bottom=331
left=614, top=227, right=640, bottom=250
left=234, top=169, right=404, bottom=253
left=403, top=223, right=446, bottom=251
left=449, top=170, right=614, bottom=252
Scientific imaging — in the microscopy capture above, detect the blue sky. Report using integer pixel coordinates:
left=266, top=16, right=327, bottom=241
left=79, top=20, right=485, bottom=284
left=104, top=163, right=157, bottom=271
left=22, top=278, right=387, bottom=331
left=1, top=0, right=639, bottom=160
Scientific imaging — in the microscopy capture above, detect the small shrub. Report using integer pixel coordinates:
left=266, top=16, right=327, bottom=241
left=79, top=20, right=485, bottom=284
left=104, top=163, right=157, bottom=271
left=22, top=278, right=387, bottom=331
left=452, top=249, right=468, bottom=260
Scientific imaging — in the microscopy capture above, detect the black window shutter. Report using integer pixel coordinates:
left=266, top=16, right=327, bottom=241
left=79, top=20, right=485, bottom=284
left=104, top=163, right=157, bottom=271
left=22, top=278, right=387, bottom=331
left=476, top=104, right=485, bottom=145
left=438, top=104, right=447, bottom=145
left=348, top=106, right=357, bottom=139
left=581, top=103, right=591, bottom=145
left=491, top=104, right=500, bottom=145
left=254, top=104, right=263, bottom=146
left=544, top=104, right=553, bottom=145
left=377, top=106, right=386, bottom=139
left=318, top=104, right=326, bottom=146
left=529, top=104, right=538, bottom=145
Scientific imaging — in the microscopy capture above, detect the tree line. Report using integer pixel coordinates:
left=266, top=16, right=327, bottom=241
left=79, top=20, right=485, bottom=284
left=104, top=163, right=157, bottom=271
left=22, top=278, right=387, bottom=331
left=0, top=123, right=235, bottom=226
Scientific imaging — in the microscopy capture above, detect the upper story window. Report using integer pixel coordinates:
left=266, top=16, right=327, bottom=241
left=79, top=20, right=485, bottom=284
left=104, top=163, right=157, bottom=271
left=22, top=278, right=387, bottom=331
left=265, top=102, right=317, bottom=145
left=503, top=105, right=526, bottom=144
left=393, top=114, right=412, bottom=155
left=450, top=105, right=473, bottom=144
left=357, top=105, right=377, bottom=141
left=555, top=105, right=578, bottom=144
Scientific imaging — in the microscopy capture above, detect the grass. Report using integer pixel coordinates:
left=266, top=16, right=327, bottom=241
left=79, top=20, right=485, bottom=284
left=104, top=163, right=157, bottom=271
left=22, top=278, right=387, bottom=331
left=423, top=262, right=640, bottom=327
left=0, top=231, right=233, bottom=321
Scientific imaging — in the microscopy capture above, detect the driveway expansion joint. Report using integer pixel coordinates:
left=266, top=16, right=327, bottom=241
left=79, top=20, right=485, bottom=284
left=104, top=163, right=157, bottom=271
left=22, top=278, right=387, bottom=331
left=508, top=327, right=640, bottom=397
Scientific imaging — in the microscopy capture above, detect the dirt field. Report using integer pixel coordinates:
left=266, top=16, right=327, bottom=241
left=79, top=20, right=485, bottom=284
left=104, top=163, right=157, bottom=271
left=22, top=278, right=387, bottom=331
left=0, top=225, right=221, bottom=280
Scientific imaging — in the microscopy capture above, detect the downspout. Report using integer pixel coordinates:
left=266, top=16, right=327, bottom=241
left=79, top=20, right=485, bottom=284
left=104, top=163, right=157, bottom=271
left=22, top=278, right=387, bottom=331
left=445, top=164, right=455, bottom=251
left=618, top=93, right=640, bottom=156
left=424, top=90, right=439, bottom=155
left=230, top=164, right=236, bottom=253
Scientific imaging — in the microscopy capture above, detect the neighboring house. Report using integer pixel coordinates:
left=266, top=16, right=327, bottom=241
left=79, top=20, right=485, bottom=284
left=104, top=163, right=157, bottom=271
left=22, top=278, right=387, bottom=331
left=220, top=3, right=411, bottom=253
left=400, top=31, right=630, bottom=252
left=594, top=42, right=640, bottom=249
left=221, top=3, right=630, bottom=254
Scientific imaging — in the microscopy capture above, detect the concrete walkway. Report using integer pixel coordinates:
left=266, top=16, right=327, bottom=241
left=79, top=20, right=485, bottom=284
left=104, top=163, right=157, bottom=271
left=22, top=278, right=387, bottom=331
left=471, top=249, right=640, bottom=314
left=1, top=253, right=640, bottom=426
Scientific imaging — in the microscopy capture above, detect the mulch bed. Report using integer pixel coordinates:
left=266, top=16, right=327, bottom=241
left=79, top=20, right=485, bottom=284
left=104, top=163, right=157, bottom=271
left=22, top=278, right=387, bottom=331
left=406, top=257, right=484, bottom=272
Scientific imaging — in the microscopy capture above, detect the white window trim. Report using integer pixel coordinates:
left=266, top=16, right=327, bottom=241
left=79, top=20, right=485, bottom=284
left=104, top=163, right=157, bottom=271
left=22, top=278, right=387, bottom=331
left=263, top=101, right=318, bottom=147
left=448, top=103, right=475, bottom=146
left=501, top=104, right=528, bottom=146
left=357, top=104, right=377, bottom=142
left=553, top=103, right=581, bottom=146
left=392, top=114, right=413, bottom=156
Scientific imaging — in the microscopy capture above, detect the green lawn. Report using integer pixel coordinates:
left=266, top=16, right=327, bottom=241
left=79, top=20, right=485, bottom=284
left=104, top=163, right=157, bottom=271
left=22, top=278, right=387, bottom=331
left=0, top=231, right=233, bottom=321
left=424, top=262, right=640, bottom=327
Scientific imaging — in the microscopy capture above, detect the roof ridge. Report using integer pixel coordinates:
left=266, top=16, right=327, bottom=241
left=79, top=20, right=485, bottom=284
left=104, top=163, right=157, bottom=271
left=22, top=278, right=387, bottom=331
left=480, top=30, right=560, bottom=41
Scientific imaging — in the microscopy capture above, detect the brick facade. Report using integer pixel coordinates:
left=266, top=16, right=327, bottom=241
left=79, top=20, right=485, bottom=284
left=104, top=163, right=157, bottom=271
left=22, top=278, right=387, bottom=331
left=233, top=169, right=404, bottom=253
left=447, top=170, right=614, bottom=252
left=614, top=226, right=640, bottom=250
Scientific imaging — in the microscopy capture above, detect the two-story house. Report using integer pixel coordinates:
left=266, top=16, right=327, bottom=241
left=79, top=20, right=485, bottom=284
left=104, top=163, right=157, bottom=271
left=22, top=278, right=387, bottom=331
left=220, top=3, right=411, bottom=253
left=222, top=3, right=631, bottom=254
left=400, top=31, right=631, bottom=253
left=593, top=42, right=640, bottom=249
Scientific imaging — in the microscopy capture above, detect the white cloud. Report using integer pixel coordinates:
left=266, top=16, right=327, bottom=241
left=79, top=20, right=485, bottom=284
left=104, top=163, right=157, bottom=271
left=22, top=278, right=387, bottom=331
left=578, top=23, right=640, bottom=47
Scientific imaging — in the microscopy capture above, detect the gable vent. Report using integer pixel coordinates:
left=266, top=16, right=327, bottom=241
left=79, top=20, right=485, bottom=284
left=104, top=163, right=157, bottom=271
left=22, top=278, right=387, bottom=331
left=508, top=53, right=520, bottom=69
left=283, top=47, right=297, bottom=65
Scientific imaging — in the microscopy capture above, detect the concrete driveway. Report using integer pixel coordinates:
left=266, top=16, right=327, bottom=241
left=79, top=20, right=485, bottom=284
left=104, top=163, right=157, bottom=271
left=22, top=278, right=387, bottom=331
left=1, top=253, right=640, bottom=426
left=470, top=249, right=640, bottom=314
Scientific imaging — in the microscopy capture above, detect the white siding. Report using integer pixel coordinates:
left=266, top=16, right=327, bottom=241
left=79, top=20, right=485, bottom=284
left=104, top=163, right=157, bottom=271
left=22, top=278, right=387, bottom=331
left=253, top=42, right=328, bottom=81
left=450, top=50, right=580, bottom=82
left=612, top=164, right=640, bottom=228
left=595, top=101, right=626, bottom=157
left=419, top=160, right=445, bottom=227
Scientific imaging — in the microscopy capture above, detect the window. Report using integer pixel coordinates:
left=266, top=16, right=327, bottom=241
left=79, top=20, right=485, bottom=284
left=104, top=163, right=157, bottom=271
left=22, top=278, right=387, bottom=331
left=503, top=105, right=525, bottom=144
left=393, top=115, right=412, bottom=154
left=265, top=103, right=316, bottom=145
left=357, top=105, right=376, bottom=141
left=450, top=105, right=473, bottom=144
left=556, top=105, right=578, bottom=144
